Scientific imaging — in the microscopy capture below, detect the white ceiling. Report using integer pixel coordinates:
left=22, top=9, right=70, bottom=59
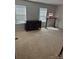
left=29, top=0, right=63, bottom=5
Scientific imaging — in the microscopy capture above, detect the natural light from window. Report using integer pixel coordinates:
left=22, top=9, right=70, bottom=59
left=39, top=8, right=47, bottom=22
left=15, top=5, right=26, bottom=24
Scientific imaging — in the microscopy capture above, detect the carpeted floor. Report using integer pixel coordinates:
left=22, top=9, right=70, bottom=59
left=15, top=27, right=63, bottom=59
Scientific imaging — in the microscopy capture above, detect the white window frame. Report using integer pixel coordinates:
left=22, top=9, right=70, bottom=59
left=15, top=5, right=27, bottom=24
left=39, top=8, right=47, bottom=22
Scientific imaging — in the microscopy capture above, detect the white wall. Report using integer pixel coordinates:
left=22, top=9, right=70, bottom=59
left=56, top=5, right=63, bottom=29
left=29, top=0, right=63, bottom=5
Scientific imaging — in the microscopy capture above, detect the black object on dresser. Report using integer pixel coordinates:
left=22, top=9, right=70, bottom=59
left=25, top=20, right=41, bottom=31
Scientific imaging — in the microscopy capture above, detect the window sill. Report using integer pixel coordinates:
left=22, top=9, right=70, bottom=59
left=15, top=21, right=26, bottom=24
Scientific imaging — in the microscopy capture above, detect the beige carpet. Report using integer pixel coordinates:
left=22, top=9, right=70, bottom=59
left=15, top=27, right=63, bottom=59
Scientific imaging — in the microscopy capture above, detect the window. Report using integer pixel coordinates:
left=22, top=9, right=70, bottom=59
left=15, top=5, right=26, bottom=24
left=39, top=8, right=47, bottom=22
